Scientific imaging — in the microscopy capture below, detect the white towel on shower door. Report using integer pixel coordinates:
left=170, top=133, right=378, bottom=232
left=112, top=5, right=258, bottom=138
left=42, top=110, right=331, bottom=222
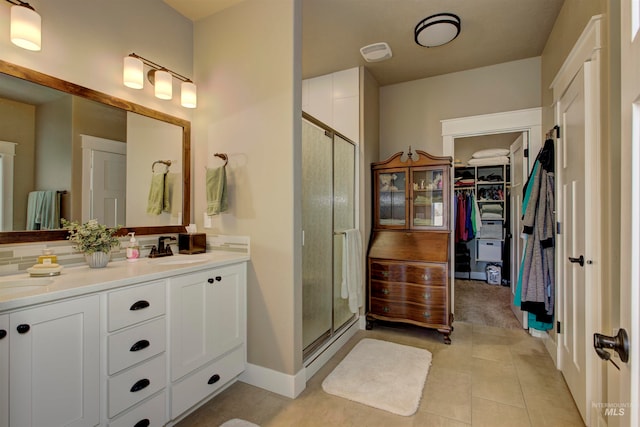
left=341, top=229, right=363, bottom=314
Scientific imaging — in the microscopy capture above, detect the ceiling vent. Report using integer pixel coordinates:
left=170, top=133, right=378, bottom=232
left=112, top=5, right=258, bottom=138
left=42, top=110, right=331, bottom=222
left=360, top=42, right=392, bottom=62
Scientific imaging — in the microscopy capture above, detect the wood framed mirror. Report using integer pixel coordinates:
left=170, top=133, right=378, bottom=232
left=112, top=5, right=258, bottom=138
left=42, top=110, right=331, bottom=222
left=0, top=60, right=191, bottom=244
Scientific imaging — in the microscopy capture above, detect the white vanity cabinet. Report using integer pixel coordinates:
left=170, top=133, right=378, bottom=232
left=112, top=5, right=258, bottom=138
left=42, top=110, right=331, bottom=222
left=0, top=314, right=8, bottom=427
left=169, top=263, right=247, bottom=419
left=9, top=295, right=100, bottom=427
left=105, top=280, right=167, bottom=426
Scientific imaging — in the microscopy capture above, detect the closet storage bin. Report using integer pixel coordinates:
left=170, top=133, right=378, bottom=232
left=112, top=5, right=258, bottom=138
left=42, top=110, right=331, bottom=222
left=478, top=221, right=503, bottom=239
left=477, top=239, right=502, bottom=262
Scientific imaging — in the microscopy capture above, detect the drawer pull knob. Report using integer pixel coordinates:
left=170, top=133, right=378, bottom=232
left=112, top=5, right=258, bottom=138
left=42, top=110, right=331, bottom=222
left=381, top=271, right=389, bottom=277
left=130, top=339, right=150, bottom=352
left=207, top=276, right=223, bottom=284
left=424, top=293, right=431, bottom=300
left=207, top=374, right=221, bottom=385
left=383, top=306, right=390, bottom=313
left=16, top=324, right=30, bottom=334
left=0, top=329, right=6, bottom=340
left=130, top=300, right=150, bottom=311
left=424, top=312, right=431, bottom=319
left=130, top=378, right=150, bottom=393
left=422, top=274, right=430, bottom=281
left=134, top=419, right=150, bottom=427
left=382, top=288, right=389, bottom=295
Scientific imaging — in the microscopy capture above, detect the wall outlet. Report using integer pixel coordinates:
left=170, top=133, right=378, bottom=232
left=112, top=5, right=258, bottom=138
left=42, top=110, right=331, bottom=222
left=203, top=212, right=212, bottom=228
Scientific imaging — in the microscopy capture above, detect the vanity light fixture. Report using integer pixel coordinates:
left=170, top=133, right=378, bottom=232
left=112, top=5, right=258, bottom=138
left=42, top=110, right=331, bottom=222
left=414, top=13, right=461, bottom=48
left=123, top=53, right=197, bottom=108
left=4, top=0, right=41, bottom=51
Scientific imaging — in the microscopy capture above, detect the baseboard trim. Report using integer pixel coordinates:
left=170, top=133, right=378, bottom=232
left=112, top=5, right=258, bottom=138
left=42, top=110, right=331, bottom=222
left=239, top=362, right=306, bottom=399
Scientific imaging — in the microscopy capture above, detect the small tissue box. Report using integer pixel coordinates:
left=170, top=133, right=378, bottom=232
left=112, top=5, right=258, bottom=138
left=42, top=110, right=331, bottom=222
left=178, top=233, right=206, bottom=254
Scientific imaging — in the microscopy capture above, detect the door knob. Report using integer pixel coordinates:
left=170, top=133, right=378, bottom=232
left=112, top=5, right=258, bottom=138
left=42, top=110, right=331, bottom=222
left=594, top=328, right=629, bottom=369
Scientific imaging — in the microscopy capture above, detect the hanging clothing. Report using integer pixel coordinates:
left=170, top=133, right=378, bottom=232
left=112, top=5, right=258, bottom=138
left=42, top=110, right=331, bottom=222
left=455, top=191, right=480, bottom=242
left=515, top=139, right=555, bottom=330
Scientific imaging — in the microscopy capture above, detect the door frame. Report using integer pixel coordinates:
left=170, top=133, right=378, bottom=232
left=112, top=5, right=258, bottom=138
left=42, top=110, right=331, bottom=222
left=550, top=15, right=603, bottom=426
left=442, top=107, right=542, bottom=320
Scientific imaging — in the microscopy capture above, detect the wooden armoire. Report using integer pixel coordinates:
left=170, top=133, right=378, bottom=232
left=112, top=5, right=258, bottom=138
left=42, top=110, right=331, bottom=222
left=366, top=149, right=454, bottom=344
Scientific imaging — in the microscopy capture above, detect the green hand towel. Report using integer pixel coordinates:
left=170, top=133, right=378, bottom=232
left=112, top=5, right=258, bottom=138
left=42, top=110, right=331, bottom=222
left=163, top=173, right=176, bottom=213
left=206, top=165, right=228, bottom=215
left=147, top=173, right=165, bottom=215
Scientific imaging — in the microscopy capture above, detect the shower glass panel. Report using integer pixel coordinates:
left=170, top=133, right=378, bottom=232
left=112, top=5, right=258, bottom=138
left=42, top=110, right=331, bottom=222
left=333, top=135, right=356, bottom=330
left=302, top=121, right=333, bottom=350
left=302, top=118, right=357, bottom=358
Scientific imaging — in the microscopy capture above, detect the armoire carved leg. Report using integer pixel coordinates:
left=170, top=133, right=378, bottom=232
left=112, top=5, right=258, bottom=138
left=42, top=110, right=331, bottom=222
left=438, top=329, right=452, bottom=345
left=365, top=316, right=375, bottom=330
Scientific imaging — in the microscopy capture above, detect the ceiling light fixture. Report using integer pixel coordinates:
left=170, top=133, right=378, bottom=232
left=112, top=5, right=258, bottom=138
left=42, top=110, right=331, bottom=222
left=414, top=13, right=461, bottom=48
left=123, top=53, right=197, bottom=108
left=4, top=0, right=41, bottom=51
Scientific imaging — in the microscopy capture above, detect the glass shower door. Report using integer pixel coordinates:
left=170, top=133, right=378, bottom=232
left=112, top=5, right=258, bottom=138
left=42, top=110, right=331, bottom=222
left=333, top=135, right=356, bottom=331
left=302, top=120, right=333, bottom=350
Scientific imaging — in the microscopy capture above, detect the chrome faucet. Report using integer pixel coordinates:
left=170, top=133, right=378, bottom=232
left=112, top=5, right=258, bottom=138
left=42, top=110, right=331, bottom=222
left=149, top=236, right=176, bottom=258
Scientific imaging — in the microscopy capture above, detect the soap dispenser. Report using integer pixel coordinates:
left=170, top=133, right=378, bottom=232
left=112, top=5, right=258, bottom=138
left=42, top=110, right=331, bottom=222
left=126, top=232, right=140, bottom=261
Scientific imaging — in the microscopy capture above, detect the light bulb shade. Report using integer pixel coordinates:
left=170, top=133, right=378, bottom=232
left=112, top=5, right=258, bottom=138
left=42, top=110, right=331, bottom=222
left=10, top=5, right=41, bottom=51
left=414, top=13, right=461, bottom=48
left=181, top=81, right=197, bottom=108
left=154, top=70, right=173, bottom=100
left=123, top=56, right=144, bottom=89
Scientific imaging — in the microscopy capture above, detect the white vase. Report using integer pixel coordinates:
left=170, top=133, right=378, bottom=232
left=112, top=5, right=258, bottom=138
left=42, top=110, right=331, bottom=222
left=85, top=251, right=111, bottom=268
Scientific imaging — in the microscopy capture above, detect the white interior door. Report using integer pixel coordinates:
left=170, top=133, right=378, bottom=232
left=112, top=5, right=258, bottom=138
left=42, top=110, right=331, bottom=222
left=509, top=132, right=527, bottom=327
left=90, top=150, right=126, bottom=227
left=616, top=1, right=639, bottom=425
left=557, top=65, right=588, bottom=423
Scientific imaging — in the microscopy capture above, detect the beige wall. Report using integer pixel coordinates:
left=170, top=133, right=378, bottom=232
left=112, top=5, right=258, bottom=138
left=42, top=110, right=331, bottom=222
left=193, top=0, right=301, bottom=375
left=361, top=67, right=380, bottom=250
left=379, top=57, right=541, bottom=160
left=0, top=99, right=35, bottom=230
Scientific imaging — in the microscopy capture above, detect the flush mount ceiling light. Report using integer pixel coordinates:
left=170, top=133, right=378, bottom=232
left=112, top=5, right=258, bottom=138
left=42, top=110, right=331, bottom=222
left=123, top=53, right=197, bottom=108
left=414, top=13, right=461, bottom=48
left=360, top=42, right=392, bottom=63
left=4, top=0, right=41, bottom=51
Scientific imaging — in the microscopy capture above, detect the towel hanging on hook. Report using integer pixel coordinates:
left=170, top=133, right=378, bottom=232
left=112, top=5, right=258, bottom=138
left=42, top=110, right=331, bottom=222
left=152, top=160, right=172, bottom=173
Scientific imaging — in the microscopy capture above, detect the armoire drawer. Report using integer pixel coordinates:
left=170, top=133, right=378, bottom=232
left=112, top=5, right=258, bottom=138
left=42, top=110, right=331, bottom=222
left=369, top=261, right=447, bottom=286
left=370, top=281, right=446, bottom=306
left=370, top=298, right=447, bottom=325
left=108, top=317, right=166, bottom=375
left=171, top=346, right=245, bottom=419
left=107, top=281, right=166, bottom=332
left=108, top=354, right=166, bottom=418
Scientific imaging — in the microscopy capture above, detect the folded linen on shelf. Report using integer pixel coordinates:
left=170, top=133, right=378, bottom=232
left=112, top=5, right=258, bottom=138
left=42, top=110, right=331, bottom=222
left=467, top=156, right=510, bottom=166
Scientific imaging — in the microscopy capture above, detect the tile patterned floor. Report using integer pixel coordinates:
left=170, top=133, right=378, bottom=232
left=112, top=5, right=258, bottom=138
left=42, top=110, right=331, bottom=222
left=177, top=322, right=585, bottom=427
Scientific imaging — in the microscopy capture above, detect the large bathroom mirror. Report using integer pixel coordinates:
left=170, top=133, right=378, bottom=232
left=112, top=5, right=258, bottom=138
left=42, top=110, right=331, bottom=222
left=0, top=60, right=191, bottom=243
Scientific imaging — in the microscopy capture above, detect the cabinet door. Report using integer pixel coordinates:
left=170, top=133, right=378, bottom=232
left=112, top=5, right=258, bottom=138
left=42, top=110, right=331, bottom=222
left=0, top=314, right=8, bottom=427
left=410, top=166, right=449, bottom=230
left=170, top=263, right=246, bottom=381
left=374, top=168, right=407, bottom=228
left=9, top=295, right=100, bottom=427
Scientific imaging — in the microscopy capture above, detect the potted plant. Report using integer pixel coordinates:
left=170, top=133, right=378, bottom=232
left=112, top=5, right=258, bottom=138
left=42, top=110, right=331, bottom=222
left=62, top=219, right=121, bottom=268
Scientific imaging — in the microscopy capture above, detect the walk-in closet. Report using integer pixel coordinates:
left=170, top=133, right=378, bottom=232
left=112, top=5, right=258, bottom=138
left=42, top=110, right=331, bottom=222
left=453, top=133, right=524, bottom=329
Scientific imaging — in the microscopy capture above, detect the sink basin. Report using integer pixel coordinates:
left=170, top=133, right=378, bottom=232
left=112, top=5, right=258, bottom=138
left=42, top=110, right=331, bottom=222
left=0, top=277, right=53, bottom=288
left=148, top=255, right=210, bottom=266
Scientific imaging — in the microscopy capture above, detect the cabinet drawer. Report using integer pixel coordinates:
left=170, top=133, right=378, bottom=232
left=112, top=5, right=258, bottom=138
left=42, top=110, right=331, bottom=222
left=171, top=346, right=245, bottom=419
left=370, top=281, right=446, bottom=306
left=369, top=261, right=446, bottom=286
left=370, top=298, right=447, bottom=325
left=108, top=391, right=166, bottom=427
left=108, top=317, right=166, bottom=375
left=108, top=281, right=166, bottom=332
left=108, top=354, right=166, bottom=418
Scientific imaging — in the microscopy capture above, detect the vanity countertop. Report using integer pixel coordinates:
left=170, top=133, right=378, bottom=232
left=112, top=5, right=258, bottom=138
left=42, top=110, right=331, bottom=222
left=0, top=252, right=250, bottom=312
